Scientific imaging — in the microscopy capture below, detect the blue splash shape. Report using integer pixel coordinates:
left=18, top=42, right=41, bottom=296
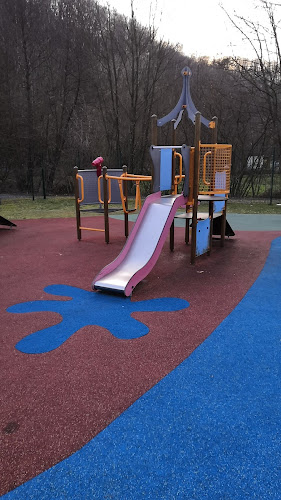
left=7, top=285, right=189, bottom=354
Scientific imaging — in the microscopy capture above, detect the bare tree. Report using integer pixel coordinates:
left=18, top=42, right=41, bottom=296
left=223, top=1, right=281, bottom=153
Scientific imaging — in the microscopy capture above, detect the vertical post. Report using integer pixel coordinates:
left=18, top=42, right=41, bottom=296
left=103, top=166, right=109, bottom=243
left=185, top=215, right=190, bottom=245
left=185, top=149, right=193, bottom=245
left=151, top=114, right=158, bottom=145
left=151, top=115, right=158, bottom=194
left=209, top=116, right=218, bottom=248
left=270, top=147, right=275, bottom=205
left=171, top=119, right=177, bottom=191
left=220, top=201, right=226, bottom=247
left=42, top=168, right=46, bottom=199
left=170, top=119, right=176, bottom=251
left=30, top=169, right=35, bottom=201
left=208, top=200, right=214, bottom=254
left=123, top=165, right=129, bottom=238
left=211, top=116, right=218, bottom=143
left=190, top=112, right=201, bottom=264
left=74, top=166, right=81, bottom=240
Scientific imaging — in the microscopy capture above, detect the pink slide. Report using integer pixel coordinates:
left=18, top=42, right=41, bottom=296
left=93, top=192, right=186, bottom=296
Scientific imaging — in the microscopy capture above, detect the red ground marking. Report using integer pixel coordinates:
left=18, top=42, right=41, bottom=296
left=0, top=217, right=280, bottom=494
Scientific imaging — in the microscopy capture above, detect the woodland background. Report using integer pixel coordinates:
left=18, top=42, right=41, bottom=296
left=0, top=0, right=281, bottom=198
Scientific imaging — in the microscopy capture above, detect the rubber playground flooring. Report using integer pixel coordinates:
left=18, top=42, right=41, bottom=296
left=0, top=215, right=281, bottom=499
left=112, top=211, right=281, bottom=231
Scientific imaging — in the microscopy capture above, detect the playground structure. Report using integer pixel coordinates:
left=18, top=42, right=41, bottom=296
left=92, top=66, right=234, bottom=296
left=74, top=165, right=151, bottom=242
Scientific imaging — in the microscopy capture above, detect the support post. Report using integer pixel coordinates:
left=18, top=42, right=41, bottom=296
left=151, top=114, right=158, bottom=145
left=171, top=119, right=177, bottom=192
left=42, top=168, right=46, bottom=199
left=190, top=112, right=201, bottom=264
left=103, top=166, right=109, bottom=243
left=74, top=166, right=81, bottom=240
left=170, top=119, right=176, bottom=251
left=123, top=165, right=129, bottom=238
left=208, top=115, right=218, bottom=249
left=211, top=116, right=218, bottom=143
left=208, top=200, right=214, bottom=255
left=220, top=201, right=227, bottom=247
left=185, top=211, right=190, bottom=245
left=270, top=147, right=275, bottom=205
left=151, top=115, right=157, bottom=194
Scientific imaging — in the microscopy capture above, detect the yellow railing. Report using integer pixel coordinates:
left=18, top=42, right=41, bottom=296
left=173, top=151, right=184, bottom=194
left=76, top=173, right=105, bottom=234
left=203, top=151, right=212, bottom=186
left=76, top=174, right=84, bottom=203
left=97, top=172, right=152, bottom=214
left=97, top=175, right=112, bottom=205
left=117, top=173, right=152, bottom=214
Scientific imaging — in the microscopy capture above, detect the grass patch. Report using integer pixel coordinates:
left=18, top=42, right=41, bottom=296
left=0, top=197, right=76, bottom=220
left=199, top=199, right=281, bottom=214
left=0, top=196, right=133, bottom=220
left=1, top=195, right=281, bottom=221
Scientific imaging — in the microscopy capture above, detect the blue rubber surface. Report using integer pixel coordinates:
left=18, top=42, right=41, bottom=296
left=7, top=286, right=188, bottom=353
left=4, top=237, right=281, bottom=499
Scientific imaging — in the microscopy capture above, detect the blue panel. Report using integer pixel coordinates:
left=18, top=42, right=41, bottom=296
left=160, top=149, right=172, bottom=191
left=215, top=171, right=226, bottom=190
left=213, top=198, right=225, bottom=213
left=214, top=174, right=226, bottom=212
left=196, top=218, right=210, bottom=256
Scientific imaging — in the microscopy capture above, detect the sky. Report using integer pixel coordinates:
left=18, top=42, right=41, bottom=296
left=98, top=0, right=265, bottom=60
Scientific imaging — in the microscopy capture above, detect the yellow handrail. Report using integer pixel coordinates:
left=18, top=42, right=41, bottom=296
left=173, top=152, right=183, bottom=194
left=98, top=175, right=112, bottom=204
left=76, top=174, right=84, bottom=203
left=203, top=151, right=212, bottom=186
left=174, top=152, right=183, bottom=184
left=115, top=173, right=152, bottom=214
left=135, top=181, right=142, bottom=210
left=95, top=172, right=151, bottom=214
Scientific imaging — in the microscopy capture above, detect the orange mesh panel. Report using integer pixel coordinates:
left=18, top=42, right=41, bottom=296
left=199, top=144, right=232, bottom=195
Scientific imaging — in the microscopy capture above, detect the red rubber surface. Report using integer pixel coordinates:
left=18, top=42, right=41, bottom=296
left=0, top=217, right=280, bottom=494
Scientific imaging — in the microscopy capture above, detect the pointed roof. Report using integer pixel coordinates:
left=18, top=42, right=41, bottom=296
left=157, top=67, right=211, bottom=129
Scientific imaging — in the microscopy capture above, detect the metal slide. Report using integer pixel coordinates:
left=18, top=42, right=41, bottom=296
left=93, top=191, right=186, bottom=296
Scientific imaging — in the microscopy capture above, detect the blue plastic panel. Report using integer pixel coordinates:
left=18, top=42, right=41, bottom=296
left=215, top=171, right=226, bottom=190
left=160, top=149, right=172, bottom=191
left=213, top=198, right=225, bottom=213
left=214, top=173, right=226, bottom=212
left=196, top=218, right=210, bottom=257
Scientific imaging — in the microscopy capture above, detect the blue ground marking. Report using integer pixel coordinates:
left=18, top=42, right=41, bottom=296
left=4, top=238, right=281, bottom=499
left=7, top=285, right=189, bottom=354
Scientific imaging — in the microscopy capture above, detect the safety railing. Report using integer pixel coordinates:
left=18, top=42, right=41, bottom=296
left=97, top=175, right=112, bottom=205
left=173, top=151, right=184, bottom=194
left=98, top=172, right=152, bottom=214
left=76, top=174, right=84, bottom=204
